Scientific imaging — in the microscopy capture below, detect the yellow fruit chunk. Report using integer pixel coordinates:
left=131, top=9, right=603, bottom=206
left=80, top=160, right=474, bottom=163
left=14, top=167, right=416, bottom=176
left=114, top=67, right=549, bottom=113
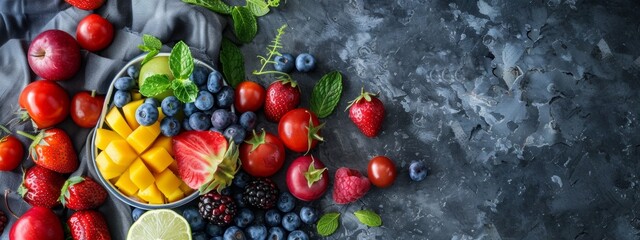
left=115, top=169, right=139, bottom=197
left=166, top=188, right=184, bottom=202
left=126, top=121, right=161, bottom=154
left=129, top=158, right=155, bottom=190
left=150, top=136, right=173, bottom=156
left=158, top=107, right=165, bottom=121
left=96, top=151, right=127, bottom=180
left=179, top=182, right=195, bottom=195
left=95, top=129, right=124, bottom=151
left=104, top=140, right=137, bottom=167
left=138, top=184, right=164, bottom=204
left=105, top=107, right=132, bottom=138
left=122, top=99, right=144, bottom=130
left=140, top=147, right=174, bottom=174
left=168, top=161, right=179, bottom=174
left=132, top=92, right=143, bottom=101
left=155, top=169, right=182, bottom=197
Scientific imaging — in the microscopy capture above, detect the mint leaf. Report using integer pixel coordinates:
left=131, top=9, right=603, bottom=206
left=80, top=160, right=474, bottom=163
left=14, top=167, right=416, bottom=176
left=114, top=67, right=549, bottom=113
left=142, top=34, right=162, bottom=50
left=220, top=38, right=244, bottom=88
left=141, top=49, right=159, bottom=66
left=171, top=79, right=198, bottom=103
left=354, top=210, right=382, bottom=227
left=139, top=74, right=171, bottom=97
left=317, top=212, right=340, bottom=237
left=182, top=0, right=232, bottom=14
left=246, top=0, right=270, bottom=16
left=267, top=0, right=280, bottom=7
left=310, top=71, right=343, bottom=118
left=231, top=6, right=258, bottom=43
left=169, top=41, right=194, bottom=79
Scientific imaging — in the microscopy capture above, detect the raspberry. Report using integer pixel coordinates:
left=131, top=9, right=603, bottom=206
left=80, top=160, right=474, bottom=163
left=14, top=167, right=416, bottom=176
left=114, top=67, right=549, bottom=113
left=332, top=168, right=371, bottom=204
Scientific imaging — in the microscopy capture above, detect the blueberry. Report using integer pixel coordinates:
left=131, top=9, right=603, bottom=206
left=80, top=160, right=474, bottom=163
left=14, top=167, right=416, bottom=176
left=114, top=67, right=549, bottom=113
left=229, top=113, right=238, bottom=124
left=113, top=90, right=132, bottom=108
left=299, top=207, right=318, bottom=225
left=224, top=124, right=246, bottom=144
left=160, top=117, right=181, bottom=137
left=246, top=225, right=267, bottom=240
left=184, top=102, right=198, bottom=116
left=131, top=208, right=146, bottom=222
left=161, top=96, right=182, bottom=117
left=295, top=53, right=316, bottom=72
left=212, top=236, right=223, bottom=240
left=211, top=109, right=232, bottom=130
left=114, top=76, right=136, bottom=91
left=193, top=231, right=208, bottom=240
left=409, top=160, right=428, bottom=182
left=233, top=171, right=252, bottom=188
left=273, top=53, right=295, bottom=73
left=220, top=187, right=232, bottom=196
left=216, top=86, right=234, bottom=109
left=208, top=70, right=224, bottom=94
left=135, top=103, right=159, bottom=126
left=190, top=66, right=210, bottom=86
left=144, top=97, right=159, bottom=107
left=183, top=207, right=206, bottom=232
left=268, top=227, right=285, bottom=240
left=234, top=193, right=246, bottom=208
left=224, top=226, right=246, bottom=240
left=277, top=192, right=295, bottom=213
left=206, top=223, right=223, bottom=237
left=281, top=212, right=301, bottom=232
left=239, top=112, right=257, bottom=131
left=190, top=112, right=212, bottom=131
left=195, top=90, right=215, bottom=111
left=234, top=208, right=254, bottom=228
left=127, top=65, right=140, bottom=79
left=287, top=230, right=308, bottom=240
left=183, top=118, right=193, bottom=131
left=265, top=210, right=281, bottom=227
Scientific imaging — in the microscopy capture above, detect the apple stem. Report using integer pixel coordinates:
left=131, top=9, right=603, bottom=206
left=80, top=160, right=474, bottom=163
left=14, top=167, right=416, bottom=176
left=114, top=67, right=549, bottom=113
left=4, top=189, right=18, bottom=219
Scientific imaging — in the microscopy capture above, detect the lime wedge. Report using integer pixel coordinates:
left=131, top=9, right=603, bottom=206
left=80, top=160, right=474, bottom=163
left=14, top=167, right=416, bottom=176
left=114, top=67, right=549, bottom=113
left=127, top=209, right=192, bottom=240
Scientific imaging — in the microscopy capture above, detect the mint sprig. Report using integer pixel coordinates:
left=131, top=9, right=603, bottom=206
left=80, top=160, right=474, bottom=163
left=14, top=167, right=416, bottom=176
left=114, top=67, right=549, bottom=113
left=353, top=210, right=382, bottom=227
left=139, top=74, right=170, bottom=97
left=231, top=6, right=258, bottom=43
left=246, top=0, right=270, bottom=16
left=317, top=212, right=340, bottom=237
left=138, top=34, right=162, bottom=66
left=310, top=71, right=343, bottom=118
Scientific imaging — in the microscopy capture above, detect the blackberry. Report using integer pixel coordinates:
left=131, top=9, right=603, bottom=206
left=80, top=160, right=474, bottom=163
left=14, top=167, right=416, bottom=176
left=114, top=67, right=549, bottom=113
left=0, top=210, right=6, bottom=233
left=198, top=191, right=237, bottom=226
left=243, top=178, right=279, bottom=210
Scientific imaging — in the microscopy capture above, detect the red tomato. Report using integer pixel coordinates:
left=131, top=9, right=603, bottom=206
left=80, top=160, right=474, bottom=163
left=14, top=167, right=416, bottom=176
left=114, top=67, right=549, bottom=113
left=286, top=155, right=329, bottom=201
left=239, top=130, right=286, bottom=177
left=0, top=135, right=24, bottom=171
left=278, top=108, right=323, bottom=152
left=76, top=14, right=114, bottom=52
left=234, top=81, right=266, bottom=113
left=70, top=91, right=105, bottom=128
left=367, top=156, right=397, bottom=188
left=19, top=80, right=70, bottom=129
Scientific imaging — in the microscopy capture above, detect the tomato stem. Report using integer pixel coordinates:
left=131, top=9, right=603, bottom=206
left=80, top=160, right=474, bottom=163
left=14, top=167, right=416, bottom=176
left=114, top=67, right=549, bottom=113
left=0, top=125, right=10, bottom=135
left=16, top=130, right=37, bottom=141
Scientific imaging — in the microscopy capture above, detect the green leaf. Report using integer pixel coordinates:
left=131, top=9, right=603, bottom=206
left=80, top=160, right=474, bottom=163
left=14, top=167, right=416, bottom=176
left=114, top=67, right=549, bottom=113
left=139, top=74, right=171, bottom=97
left=310, top=71, right=343, bottom=118
left=182, top=0, right=232, bottom=14
left=171, top=78, right=198, bottom=103
left=303, top=157, right=327, bottom=188
left=231, top=6, right=258, bottom=43
left=142, top=34, right=162, bottom=50
left=246, top=0, right=270, bottom=16
left=317, top=212, right=340, bottom=237
left=354, top=210, right=382, bottom=227
left=141, top=49, right=159, bottom=66
left=267, top=0, right=280, bottom=7
left=220, top=38, right=244, bottom=88
left=169, top=41, right=194, bottom=79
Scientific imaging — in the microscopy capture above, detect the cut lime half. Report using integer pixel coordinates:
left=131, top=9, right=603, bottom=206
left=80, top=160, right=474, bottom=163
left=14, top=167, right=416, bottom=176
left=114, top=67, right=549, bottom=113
left=127, top=209, right=192, bottom=240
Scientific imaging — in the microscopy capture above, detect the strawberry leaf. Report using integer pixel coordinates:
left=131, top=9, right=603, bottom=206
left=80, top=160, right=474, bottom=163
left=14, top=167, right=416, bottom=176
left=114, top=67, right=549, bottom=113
left=317, top=212, right=340, bottom=237
left=354, top=209, right=382, bottom=227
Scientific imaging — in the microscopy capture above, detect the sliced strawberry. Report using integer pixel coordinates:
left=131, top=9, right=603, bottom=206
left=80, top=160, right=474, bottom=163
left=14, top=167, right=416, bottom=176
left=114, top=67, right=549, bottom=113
left=332, top=167, right=371, bottom=204
left=65, top=0, right=105, bottom=10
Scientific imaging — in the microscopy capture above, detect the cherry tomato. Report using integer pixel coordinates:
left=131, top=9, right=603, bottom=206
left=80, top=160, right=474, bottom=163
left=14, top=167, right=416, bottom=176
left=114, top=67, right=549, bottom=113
left=70, top=91, right=105, bottom=128
left=0, top=135, right=24, bottom=171
left=367, top=156, right=397, bottom=188
left=19, top=80, right=70, bottom=129
left=278, top=108, right=323, bottom=152
left=76, top=14, right=114, bottom=52
left=234, top=81, right=265, bottom=113
left=239, top=130, right=285, bottom=177
left=286, top=155, right=329, bottom=201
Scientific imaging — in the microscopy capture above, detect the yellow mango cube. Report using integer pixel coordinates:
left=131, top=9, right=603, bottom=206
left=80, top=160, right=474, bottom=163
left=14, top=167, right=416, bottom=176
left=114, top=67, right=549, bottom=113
left=140, top=147, right=174, bottom=174
left=105, top=107, right=132, bottom=138
left=95, top=151, right=127, bottom=180
left=131, top=92, right=143, bottom=101
left=155, top=169, right=182, bottom=197
left=122, top=99, right=144, bottom=130
left=126, top=121, right=161, bottom=154
left=128, top=158, right=155, bottom=190
left=115, top=169, right=138, bottom=196
left=166, top=188, right=184, bottom=202
left=150, top=136, right=173, bottom=156
left=138, top=184, right=164, bottom=204
left=95, top=129, right=123, bottom=151
left=157, top=107, right=165, bottom=121
left=179, top=182, right=195, bottom=195
left=104, top=140, right=137, bottom=167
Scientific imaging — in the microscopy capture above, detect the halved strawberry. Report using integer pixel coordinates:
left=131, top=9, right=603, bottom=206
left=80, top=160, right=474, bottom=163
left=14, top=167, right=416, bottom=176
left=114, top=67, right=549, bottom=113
left=173, top=130, right=240, bottom=193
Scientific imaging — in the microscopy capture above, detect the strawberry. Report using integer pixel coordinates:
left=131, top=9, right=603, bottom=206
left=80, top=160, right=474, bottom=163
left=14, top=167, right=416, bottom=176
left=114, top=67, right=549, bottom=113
left=332, top=167, right=371, bottom=204
left=64, top=0, right=105, bottom=10
left=173, top=130, right=240, bottom=193
left=264, top=79, right=301, bottom=122
left=347, top=89, right=385, bottom=138
left=67, top=210, right=112, bottom=240
left=18, top=128, right=78, bottom=173
left=60, top=176, right=107, bottom=210
left=18, top=165, right=65, bottom=208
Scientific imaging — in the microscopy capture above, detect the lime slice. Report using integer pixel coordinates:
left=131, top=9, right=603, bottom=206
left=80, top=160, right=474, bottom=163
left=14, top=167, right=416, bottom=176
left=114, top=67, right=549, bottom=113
left=127, top=209, right=192, bottom=240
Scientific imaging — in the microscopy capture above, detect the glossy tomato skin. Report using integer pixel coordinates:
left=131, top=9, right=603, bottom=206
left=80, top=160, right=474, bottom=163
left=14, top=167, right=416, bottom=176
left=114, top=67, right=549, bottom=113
left=70, top=91, right=105, bottom=128
left=76, top=14, right=114, bottom=52
left=278, top=109, right=321, bottom=152
left=19, top=80, right=70, bottom=129
left=367, top=156, right=397, bottom=188
left=0, top=135, right=24, bottom=171
left=239, top=131, right=286, bottom=177
left=234, top=81, right=266, bottom=113
left=286, top=155, right=329, bottom=201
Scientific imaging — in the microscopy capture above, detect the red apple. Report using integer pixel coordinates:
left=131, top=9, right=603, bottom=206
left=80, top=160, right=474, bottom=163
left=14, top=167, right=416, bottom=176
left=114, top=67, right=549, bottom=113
left=9, top=206, right=64, bottom=240
left=27, top=30, right=81, bottom=81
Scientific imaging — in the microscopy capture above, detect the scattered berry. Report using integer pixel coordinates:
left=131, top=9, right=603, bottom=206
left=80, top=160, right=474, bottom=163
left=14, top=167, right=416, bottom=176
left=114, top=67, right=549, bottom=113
left=211, top=109, right=232, bottom=130
left=195, top=90, right=215, bottom=111
left=60, top=176, right=107, bottom=210
left=246, top=224, right=267, bottom=240
left=409, top=160, right=428, bottom=182
left=295, top=53, right=316, bottom=72
left=299, top=207, right=318, bottom=225
left=64, top=0, right=105, bottom=10
left=243, top=178, right=279, bottom=210
left=332, top=167, right=371, bottom=204
left=183, top=207, right=206, bottom=232
left=127, top=65, right=140, bottom=79
left=223, top=226, right=246, bottom=240
left=224, top=124, right=246, bottom=144
left=234, top=192, right=246, bottom=208
left=207, top=70, right=224, bottom=94
left=184, top=102, right=198, bottom=116
left=160, top=117, right=181, bottom=137
left=239, top=111, right=257, bottom=131
left=213, top=236, right=223, bottom=240
left=143, top=97, right=159, bottom=107
left=273, top=53, right=295, bottom=73
left=206, top=223, right=224, bottom=237
left=67, top=210, right=111, bottom=240
left=268, top=227, right=285, bottom=240
left=18, top=165, right=65, bottom=208
left=264, top=80, right=300, bottom=122
left=135, top=103, right=159, bottom=126
left=189, top=112, right=212, bottom=131
left=277, top=192, right=295, bottom=213
left=281, top=212, right=301, bottom=232
left=193, top=232, right=208, bottom=240
left=199, top=191, right=238, bottom=226
left=114, top=76, right=135, bottom=91
left=161, top=96, right=182, bottom=117
left=234, top=208, right=255, bottom=228
left=347, top=90, right=385, bottom=137
left=190, top=66, right=210, bottom=86
left=113, top=90, right=131, bottom=108
left=131, top=208, right=145, bottom=222
left=233, top=171, right=252, bottom=188
left=287, top=230, right=309, bottom=240
left=183, top=118, right=193, bottom=131
left=265, top=209, right=281, bottom=227
left=216, top=86, right=234, bottom=109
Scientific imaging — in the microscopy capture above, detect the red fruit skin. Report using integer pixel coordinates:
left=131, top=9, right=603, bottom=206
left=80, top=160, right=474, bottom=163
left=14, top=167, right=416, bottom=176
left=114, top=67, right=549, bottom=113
left=67, top=210, right=111, bottom=240
left=9, top=206, right=64, bottom=240
left=286, top=155, right=329, bottom=201
left=27, top=30, right=81, bottom=81
left=332, top=167, right=371, bottom=204
left=65, top=0, right=105, bottom=10
left=19, top=80, right=70, bottom=128
left=76, top=14, right=114, bottom=52
left=239, top=131, right=286, bottom=177
left=367, top=156, right=397, bottom=188
left=264, top=81, right=300, bottom=122
left=234, top=81, right=266, bottom=113
left=71, top=91, right=105, bottom=128
left=31, top=128, right=78, bottom=173
left=19, top=165, right=65, bottom=208
left=349, top=96, right=385, bottom=138
left=278, top=109, right=322, bottom=153
left=0, top=136, right=24, bottom=171
left=62, top=177, right=108, bottom=210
